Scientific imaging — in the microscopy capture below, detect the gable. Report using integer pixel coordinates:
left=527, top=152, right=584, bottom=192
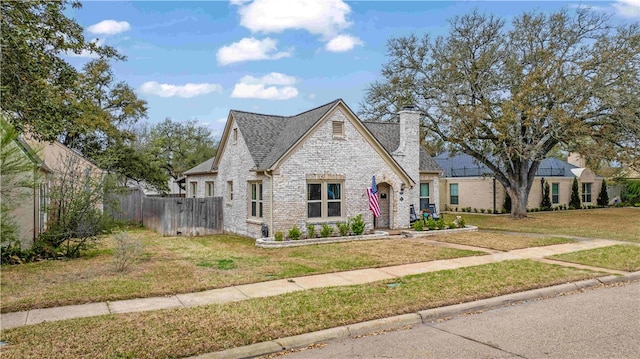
left=272, top=102, right=415, bottom=186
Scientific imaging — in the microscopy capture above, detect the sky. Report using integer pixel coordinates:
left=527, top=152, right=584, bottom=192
left=64, top=0, right=640, bottom=141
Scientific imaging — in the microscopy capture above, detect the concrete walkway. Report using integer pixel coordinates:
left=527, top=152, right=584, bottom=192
left=0, top=237, right=631, bottom=330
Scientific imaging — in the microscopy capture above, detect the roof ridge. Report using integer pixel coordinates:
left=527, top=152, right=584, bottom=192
left=230, top=99, right=341, bottom=120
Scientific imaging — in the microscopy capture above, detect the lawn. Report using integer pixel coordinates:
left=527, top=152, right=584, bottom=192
left=0, top=260, right=601, bottom=359
left=456, top=207, right=640, bottom=242
left=0, top=229, right=483, bottom=313
left=423, top=231, right=575, bottom=251
left=550, top=244, right=640, bottom=272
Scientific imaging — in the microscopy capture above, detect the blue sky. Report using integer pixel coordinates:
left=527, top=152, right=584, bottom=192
left=64, top=0, right=640, bottom=140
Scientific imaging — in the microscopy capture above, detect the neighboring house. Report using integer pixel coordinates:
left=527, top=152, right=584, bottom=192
left=435, top=152, right=602, bottom=212
left=182, top=99, right=442, bottom=238
left=20, top=134, right=104, bottom=243
left=1, top=137, right=52, bottom=248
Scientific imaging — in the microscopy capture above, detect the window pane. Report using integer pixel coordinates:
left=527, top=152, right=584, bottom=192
left=259, top=202, right=263, bottom=217
left=251, top=183, right=256, bottom=200
left=450, top=184, right=458, bottom=196
left=251, top=202, right=256, bottom=217
left=328, top=183, right=341, bottom=199
left=420, top=183, right=429, bottom=197
left=327, top=202, right=341, bottom=217
left=308, top=202, right=321, bottom=218
left=420, top=198, right=429, bottom=211
left=258, top=184, right=263, bottom=200
left=451, top=195, right=459, bottom=205
left=552, top=183, right=559, bottom=195
left=308, top=184, right=321, bottom=201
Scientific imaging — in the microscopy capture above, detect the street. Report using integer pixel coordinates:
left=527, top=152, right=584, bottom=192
left=281, top=281, right=640, bottom=358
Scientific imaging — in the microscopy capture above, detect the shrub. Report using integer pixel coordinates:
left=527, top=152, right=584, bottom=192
left=426, top=218, right=437, bottom=230
left=597, top=179, right=609, bottom=207
left=458, top=217, right=466, bottom=228
left=350, top=214, right=366, bottom=235
left=320, top=224, right=333, bottom=238
left=412, top=220, right=424, bottom=231
left=337, top=221, right=350, bottom=236
left=448, top=221, right=456, bottom=229
left=436, top=218, right=446, bottom=230
left=569, top=177, right=581, bottom=209
left=541, top=181, right=552, bottom=211
left=306, top=224, right=315, bottom=239
left=480, top=208, right=485, bottom=213
left=113, top=231, right=142, bottom=272
left=274, top=231, right=284, bottom=241
left=473, top=208, right=478, bottom=213
left=288, top=225, right=301, bottom=240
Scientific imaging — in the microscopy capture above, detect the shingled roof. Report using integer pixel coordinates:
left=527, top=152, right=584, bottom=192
left=232, top=99, right=341, bottom=170
left=363, top=122, right=442, bottom=173
left=183, top=156, right=216, bottom=175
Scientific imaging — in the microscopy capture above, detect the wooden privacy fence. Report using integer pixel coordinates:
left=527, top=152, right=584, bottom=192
left=142, top=196, right=223, bottom=236
left=105, top=187, right=144, bottom=223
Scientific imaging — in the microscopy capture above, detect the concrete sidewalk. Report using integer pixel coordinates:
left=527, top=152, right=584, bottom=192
left=0, top=237, right=630, bottom=330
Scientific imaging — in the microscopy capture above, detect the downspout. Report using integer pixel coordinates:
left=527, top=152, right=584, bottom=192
left=264, top=170, right=274, bottom=237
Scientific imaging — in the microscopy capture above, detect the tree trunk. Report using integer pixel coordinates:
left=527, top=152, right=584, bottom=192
left=506, top=184, right=530, bottom=219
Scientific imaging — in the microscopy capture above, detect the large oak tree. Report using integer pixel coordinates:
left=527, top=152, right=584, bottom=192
left=360, top=8, right=640, bottom=217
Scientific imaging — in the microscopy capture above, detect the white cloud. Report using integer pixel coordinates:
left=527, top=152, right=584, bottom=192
left=231, top=72, right=298, bottom=100
left=237, top=0, right=352, bottom=39
left=217, top=37, right=291, bottom=65
left=613, top=0, right=640, bottom=18
left=216, top=117, right=228, bottom=123
left=87, top=20, right=131, bottom=35
left=325, top=34, right=363, bottom=52
left=138, top=81, right=222, bottom=98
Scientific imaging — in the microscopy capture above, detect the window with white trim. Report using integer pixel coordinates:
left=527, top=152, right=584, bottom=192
left=419, top=182, right=430, bottom=211
left=249, top=182, right=263, bottom=218
left=227, top=181, right=233, bottom=202
left=307, top=181, right=342, bottom=219
left=582, top=183, right=592, bottom=203
left=450, top=183, right=459, bottom=205
left=205, top=181, right=214, bottom=197
left=190, top=182, right=197, bottom=198
left=551, top=183, right=559, bottom=204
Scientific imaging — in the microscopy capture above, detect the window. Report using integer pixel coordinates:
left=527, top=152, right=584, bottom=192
left=249, top=182, right=263, bottom=218
left=205, top=181, right=214, bottom=197
left=332, top=121, right=344, bottom=137
left=419, top=182, right=430, bottom=211
left=582, top=183, right=592, bottom=203
left=307, top=182, right=342, bottom=219
left=190, top=182, right=197, bottom=198
left=551, top=183, right=559, bottom=204
left=450, top=183, right=459, bottom=205
left=227, top=181, right=233, bottom=202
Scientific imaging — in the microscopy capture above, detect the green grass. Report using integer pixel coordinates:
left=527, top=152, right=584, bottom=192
left=426, top=230, right=575, bottom=251
left=550, top=244, right=640, bottom=272
left=0, top=260, right=601, bottom=359
left=456, top=207, right=640, bottom=242
left=0, top=231, right=482, bottom=313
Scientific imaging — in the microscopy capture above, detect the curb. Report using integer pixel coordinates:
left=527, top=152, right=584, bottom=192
left=190, top=272, right=639, bottom=359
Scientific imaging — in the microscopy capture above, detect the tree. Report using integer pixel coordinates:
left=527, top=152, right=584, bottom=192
left=597, top=179, right=609, bottom=207
left=541, top=181, right=552, bottom=211
left=0, top=118, right=40, bottom=246
left=143, top=119, right=218, bottom=182
left=1, top=1, right=121, bottom=141
left=360, top=8, right=640, bottom=218
left=570, top=177, right=581, bottom=209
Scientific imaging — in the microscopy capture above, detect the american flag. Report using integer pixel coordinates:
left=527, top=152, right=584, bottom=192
left=367, top=176, right=380, bottom=218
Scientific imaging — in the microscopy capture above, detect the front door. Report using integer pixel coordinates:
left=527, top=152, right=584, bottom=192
left=376, top=182, right=391, bottom=228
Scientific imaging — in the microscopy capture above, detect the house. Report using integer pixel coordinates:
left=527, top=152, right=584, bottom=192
left=435, top=152, right=603, bottom=212
left=1, top=137, right=52, bottom=248
left=182, top=99, right=442, bottom=238
left=12, top=134, right=104, bottom=247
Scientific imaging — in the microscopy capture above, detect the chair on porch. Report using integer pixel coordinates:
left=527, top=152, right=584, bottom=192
left=427, top=203, right=440, bottom=220
left=409, top=204, right=419, bottom=224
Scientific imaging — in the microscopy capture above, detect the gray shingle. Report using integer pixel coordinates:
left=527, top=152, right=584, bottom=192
left=233, top=100, right=341, bottom=169
left=183, top=156, right=216, bottom=175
